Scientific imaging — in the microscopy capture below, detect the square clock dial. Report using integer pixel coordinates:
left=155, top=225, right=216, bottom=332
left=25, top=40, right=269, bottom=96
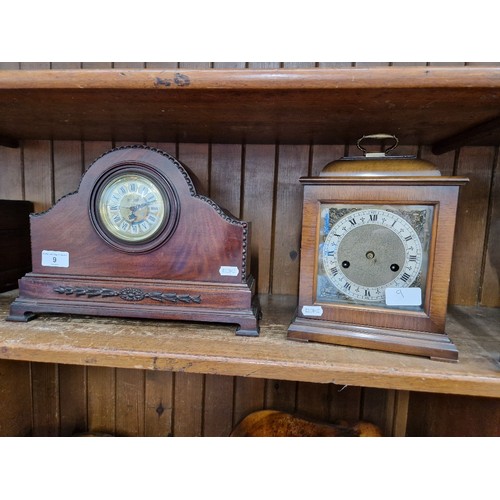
left=317, top=203, right=433, bottom=311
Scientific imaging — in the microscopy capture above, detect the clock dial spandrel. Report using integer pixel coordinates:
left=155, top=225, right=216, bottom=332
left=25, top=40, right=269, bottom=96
left=316, top=203, right=434, bottom=311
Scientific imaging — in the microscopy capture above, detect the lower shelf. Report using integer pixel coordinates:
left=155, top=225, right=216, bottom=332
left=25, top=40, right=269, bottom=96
left=0, top=290, right=498, bottom=398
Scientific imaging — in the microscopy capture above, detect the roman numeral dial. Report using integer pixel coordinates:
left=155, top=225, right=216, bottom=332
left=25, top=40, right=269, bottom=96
left=321, top=207, right=424, bottom=302
left=96, top=172, right=169, bottom=244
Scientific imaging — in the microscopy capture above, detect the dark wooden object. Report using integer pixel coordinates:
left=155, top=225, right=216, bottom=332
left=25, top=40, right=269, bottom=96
left=6, top=146, right=260, bottom=335
left=288, top=172, right=468, bottom=361
left=0, top=200, right=33, bottom=292
left=1, top=67, right=500, bottom=150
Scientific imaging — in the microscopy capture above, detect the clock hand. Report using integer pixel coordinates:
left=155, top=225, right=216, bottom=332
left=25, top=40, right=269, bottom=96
left=128, top=200, right=153, bottom=212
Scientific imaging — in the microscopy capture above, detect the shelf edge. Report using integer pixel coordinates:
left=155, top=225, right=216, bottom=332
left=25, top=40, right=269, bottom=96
left=2, top=67, right=500, bottom=91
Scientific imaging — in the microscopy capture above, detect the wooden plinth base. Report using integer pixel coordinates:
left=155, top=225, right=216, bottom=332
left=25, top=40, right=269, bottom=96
left=287, top=316, right=458, bottom=362
left=7, top=274, right=260, bottom=336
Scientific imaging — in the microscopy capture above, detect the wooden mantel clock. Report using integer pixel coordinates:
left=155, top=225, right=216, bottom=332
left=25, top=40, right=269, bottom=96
left=7, top=145, right=260, bottom=336
left=287, top=134, right=468, bottom=361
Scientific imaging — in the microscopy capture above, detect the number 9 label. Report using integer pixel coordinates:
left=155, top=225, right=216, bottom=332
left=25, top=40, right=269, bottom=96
left=41, top=250, right=70, bottom=268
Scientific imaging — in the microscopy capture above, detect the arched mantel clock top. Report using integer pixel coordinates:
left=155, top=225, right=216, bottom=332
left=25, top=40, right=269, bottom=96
left=8, top=145, right=260, bottom=336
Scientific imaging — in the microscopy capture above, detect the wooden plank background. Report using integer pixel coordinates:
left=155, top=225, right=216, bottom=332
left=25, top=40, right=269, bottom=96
left=0, top=62, right=498, bottom=437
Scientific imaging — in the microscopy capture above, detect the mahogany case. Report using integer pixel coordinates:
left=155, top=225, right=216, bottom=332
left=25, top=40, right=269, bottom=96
left=7, top=146, right=260, bottom=335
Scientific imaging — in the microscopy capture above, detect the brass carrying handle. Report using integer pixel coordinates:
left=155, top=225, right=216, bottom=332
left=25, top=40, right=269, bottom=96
left=356, top=134, right=399, bottom=156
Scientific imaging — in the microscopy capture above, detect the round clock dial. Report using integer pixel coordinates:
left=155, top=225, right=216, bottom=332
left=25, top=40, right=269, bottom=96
left=97, top=172, right=169, bottom=243
left=89, top=164, right=182, bottom=255
left=322, top=208, right=423, bottom=302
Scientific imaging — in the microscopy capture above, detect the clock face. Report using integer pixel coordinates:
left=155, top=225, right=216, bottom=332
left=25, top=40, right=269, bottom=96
left=97, top=172, right=168, bottom=243
left=91, top=167, right=179, bottom=252
left=316, top=204, right=434, bottom=311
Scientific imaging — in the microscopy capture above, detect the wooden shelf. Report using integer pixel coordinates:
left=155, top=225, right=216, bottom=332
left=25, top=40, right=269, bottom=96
left=2, top=67, right=500, bottom=152
left=0, top=290, right=498, bottom=398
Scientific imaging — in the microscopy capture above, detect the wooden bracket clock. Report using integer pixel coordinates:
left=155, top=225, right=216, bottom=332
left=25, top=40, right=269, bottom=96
left=7, top=145, right=260, bottom=336
left=287, top=134, right=468, bottom=361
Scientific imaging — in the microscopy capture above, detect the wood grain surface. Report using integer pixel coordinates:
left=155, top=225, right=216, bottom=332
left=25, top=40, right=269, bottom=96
left=2, top=67, right=500, bottom=147
left=0, top=291, right=498, bottom=398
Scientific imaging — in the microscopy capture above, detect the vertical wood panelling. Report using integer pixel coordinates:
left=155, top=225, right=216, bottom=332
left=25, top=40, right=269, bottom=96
left=31, top=363, right=59, bottom=436
left=242, top=144, right=276, bottom=294
left=449, top=147, right=496, bottom=305
left=391, top=62, right=427, bottom=67
left=83, top=141, right=114, bottom=169
left=112, top=62, right=145, bottom=69
left=264, top=379, right=297, bottom=413
left=53, top=141, right=84, bottom=200
left=354, top=62, right=392, bottom=67
left=210, top=144, right=243, bottom=216
left=203, top=375, right=234, bottom=437
left=144, top=371, right=174, bottom=437
left=283, top=62, right=316, bottom=69
left=0, top=146, right=23, bottom=199
left=232, top=377, right=266, bottom=428
left=271, top=144, right=310, bottom=294
left=0, top=62, right=20, bottom=69
left=20, top=62, right=49, bottom=70
left=360, top=387, right=396, bottom=436
left=0, top=360, right=32, bottom=436
left=310, top=145, right=345, bottom=176
left=87, top=366, right=116, bottom=435
left=213, top=62, right=246, bottom=69
left=81, top=62, right=113, bottom=69
left=389, top=391, right=410, bottom=437
left=146, top=142, right=177, bottom=157
left=429, top=62, right=466, bottom=67
left=480, top=155, right=500, bottom=306
left=51, top=62, right=81, bottom=69
left=178, top=62, right=212, bottom=69
left=23, top=140, right=53, bottom=212
left=407, top=392, right=500, bottom=436
left=115, top=368, right=145, bottom=436
left=392, top=144, right=419, bottom=158
left=59, top=363, right=87, bottom=436
left=295, top=382, right=330, bottom=421
left=420, top=145, right=456, bottom=175
left=178, top=143, right=210, bottom=191
left=145, top=63, right=178, bottom=69
left=248, top=62, right=281, bottom=69
left=328, top=384, right=363, bottom=423
left=318, top=62, right=354, bottom=68
left=173, top=372, right=204, bottom=436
